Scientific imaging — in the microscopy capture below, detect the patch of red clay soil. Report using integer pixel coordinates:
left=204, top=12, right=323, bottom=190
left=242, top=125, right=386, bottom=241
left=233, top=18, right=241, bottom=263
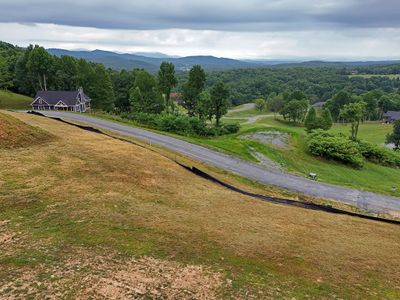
left=84, top=256, right=226, bottom=299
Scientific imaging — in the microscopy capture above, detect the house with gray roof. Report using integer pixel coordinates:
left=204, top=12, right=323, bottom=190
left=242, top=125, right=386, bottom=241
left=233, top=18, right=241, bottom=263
left=383, top=111, right=400, bottom=123
left=31, top=88, right=91, bottom=112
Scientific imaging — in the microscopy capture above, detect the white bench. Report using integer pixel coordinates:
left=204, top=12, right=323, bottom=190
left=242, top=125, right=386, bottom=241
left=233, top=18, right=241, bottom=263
left=309, top=172, right=317, bottom=180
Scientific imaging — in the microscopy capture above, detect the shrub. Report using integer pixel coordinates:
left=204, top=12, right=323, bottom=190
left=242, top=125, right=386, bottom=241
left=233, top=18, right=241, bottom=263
left=356, top=140, right=400, bottom=167
left=307, top=130, right=364, bottom=168
left=119, top=112, right=224, bottom=137
left=222, top=123, right=240, bottom=134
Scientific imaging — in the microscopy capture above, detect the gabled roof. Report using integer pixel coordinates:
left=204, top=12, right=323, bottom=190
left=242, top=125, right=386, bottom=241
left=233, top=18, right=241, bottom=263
left=383, top=111, right=400, bottom=120
left=33, top=90, right=90, bottom=106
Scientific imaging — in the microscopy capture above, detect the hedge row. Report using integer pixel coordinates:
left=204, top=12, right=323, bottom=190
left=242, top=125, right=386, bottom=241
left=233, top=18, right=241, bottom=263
left=119, top=112, right=240, bottom=136
left=307, top=130, right=364, bottom=168
left=307, top=130, right=400, bottom=169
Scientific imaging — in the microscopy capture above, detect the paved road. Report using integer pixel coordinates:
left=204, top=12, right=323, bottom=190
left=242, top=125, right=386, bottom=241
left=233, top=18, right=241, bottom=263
left=39, top=111, right=400, bottom=216
left=227, top=103, right=255, bottom=113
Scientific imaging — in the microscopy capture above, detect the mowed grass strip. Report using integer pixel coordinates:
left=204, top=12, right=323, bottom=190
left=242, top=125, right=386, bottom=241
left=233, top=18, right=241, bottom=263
left=1, top=111, right=400, bottom=299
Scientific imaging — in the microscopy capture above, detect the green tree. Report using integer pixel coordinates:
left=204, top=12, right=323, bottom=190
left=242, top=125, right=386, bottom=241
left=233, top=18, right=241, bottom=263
left=26, top=46, right=53, bottom=91
left=197, top=91, right=213, bottom=120
left=304, top=107, right=319, bottom=132
left=158, top=62, right=177, bottom=112
left=325, top=90, right=352, bottom=121
left=129, top=70, right=164, bottom=113
left=111, top=69, right=135, bottom=112
left=89, top=64, right=115, bottom=111
left=54, top=55, right=78, bottom=90
left=182, top=65, right=206, bottom=116
left=254, top=98, right=266, bottom=111
left=386, top=120, right=400, bottom=150
left=210, top=82, right=230, bottom=127
left=14, top=45, right=36, bottom=95
left=320, top=108, right=333, bottom=130
left=281, top=99, right=309, bottom=123
left=267, top=93, right=285, bottom=118
left=339, top=102, right=366, bottom=140
left=0, top=56, right=12, bottom=89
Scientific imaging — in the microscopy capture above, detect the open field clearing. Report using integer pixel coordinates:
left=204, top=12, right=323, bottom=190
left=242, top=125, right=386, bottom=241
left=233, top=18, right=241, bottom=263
left=349, top=74, right=400, bottom=79
left=1, top=111, right=400, bottom=299
left=0, top=90, right=32, bottom=110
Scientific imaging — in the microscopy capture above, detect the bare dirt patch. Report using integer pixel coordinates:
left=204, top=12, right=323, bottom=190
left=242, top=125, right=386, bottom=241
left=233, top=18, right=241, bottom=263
left=240, top=131, right=290, bottom=148
left=0, top=248, right=228, bottom=299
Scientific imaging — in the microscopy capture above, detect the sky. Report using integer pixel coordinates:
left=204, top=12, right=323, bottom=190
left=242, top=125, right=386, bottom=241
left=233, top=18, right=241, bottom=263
left=0, top=0, right=399, bottom=60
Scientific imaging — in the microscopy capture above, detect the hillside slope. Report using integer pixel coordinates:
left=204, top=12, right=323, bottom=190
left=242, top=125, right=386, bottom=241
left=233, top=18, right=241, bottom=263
left=0, top=111, right=53, bottom=148
left=0, top=111, right=399, bottom=299
left=0, top=90, right=32, bottom=110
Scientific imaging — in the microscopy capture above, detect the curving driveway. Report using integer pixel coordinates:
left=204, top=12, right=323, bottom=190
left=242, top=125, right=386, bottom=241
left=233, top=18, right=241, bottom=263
left=39, top=111, right=400, bottom=216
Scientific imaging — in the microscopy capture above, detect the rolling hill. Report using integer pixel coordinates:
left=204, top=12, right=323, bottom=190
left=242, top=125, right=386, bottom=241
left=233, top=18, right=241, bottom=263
left=47, top=48, right=252, bottom=72
left=47, top=48, right=400, bottom=73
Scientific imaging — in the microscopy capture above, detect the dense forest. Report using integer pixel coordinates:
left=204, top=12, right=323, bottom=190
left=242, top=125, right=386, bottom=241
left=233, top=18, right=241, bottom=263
left=197, top=67, right=400, bottom=106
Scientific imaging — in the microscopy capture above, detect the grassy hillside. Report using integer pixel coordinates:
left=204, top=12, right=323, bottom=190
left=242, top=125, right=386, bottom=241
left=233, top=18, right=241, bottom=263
left=0, top=90, right=32, bottom=110
left=0, top=111, right=53, bottom=149
left=1, top=111, right=400, bottom=298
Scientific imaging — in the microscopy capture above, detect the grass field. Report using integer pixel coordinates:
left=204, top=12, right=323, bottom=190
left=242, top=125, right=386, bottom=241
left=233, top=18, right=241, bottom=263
left=226, top=107, right=271, bottom=118
left=330, top=122, right=392, bottom=144
left=349, top=74, right=400, bottom=79
left=0, top=90, right=32, bottom=110
left=1, top=111, right=400, bottom=299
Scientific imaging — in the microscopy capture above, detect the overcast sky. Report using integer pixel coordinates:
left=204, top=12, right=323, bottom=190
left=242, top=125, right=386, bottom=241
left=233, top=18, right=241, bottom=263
left=0, top=0, right=399, bottom=60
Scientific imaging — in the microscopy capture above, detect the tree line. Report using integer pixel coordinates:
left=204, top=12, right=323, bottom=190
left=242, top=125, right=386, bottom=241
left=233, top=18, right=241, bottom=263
left=0, top=42, right=233, bottom=134
left=190, top=66, right=400, bottom=107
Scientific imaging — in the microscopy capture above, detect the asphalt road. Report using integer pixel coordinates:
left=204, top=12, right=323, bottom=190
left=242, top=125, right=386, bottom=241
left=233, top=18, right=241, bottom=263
left=39, top=111, right=400, bottom=216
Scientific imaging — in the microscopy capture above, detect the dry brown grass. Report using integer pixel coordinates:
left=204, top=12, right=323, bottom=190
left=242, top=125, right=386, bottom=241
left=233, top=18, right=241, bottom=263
left=0, top=112, right=54, bottom=149
left=1, top=111, right=400, bottom=299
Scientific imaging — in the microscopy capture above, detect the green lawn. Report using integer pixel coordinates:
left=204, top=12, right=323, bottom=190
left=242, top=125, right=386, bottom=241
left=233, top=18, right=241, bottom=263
left=226, top=108, right=271, bottom=118
left=349, top=74, right=400, bottom=79
left=330, top=122, right=392, bottom=144
left=0, top=90, right=32, bottom=110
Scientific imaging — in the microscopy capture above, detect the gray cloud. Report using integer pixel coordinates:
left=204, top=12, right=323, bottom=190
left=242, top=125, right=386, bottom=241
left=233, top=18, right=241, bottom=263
left=0, top=0, right=399, bottom=31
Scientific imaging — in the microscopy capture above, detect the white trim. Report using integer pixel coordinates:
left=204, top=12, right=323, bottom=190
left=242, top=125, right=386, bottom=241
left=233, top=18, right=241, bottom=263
left=30, top=97, right=50, bottom=106
left=54, top=100, right=68, bottom=107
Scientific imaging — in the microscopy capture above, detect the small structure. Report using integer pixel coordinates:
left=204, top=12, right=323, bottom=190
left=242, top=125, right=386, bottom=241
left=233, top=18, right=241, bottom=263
left=312, top=101, right=326, bottom=109
left=31, top=88, right=91, bottom=112
left=308, top=172, right=318, bottom=180
left=383, top=111, right=400, bottom=123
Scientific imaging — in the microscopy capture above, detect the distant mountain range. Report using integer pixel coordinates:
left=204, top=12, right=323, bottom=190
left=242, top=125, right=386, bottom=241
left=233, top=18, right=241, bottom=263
left=47, top=48, right=400, bottom=72
left=47, top=49, right=253, bottom=72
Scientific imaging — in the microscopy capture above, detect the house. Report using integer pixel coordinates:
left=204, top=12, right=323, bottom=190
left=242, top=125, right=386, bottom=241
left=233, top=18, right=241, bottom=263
left=31, top=88, right=91, bottom=112
left=383, top=111, right=400, bottom=123
left=170, top=92, right=183, bottom=104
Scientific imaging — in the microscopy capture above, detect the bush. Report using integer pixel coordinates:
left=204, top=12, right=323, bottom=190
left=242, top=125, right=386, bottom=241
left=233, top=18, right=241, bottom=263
left=307, top=130, right=364, bottom=168
left=119, top=112, right=227, bottom=137
left=356, top=140, right=400, bottom=167
left=222, top=123, right=240, bottom=134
